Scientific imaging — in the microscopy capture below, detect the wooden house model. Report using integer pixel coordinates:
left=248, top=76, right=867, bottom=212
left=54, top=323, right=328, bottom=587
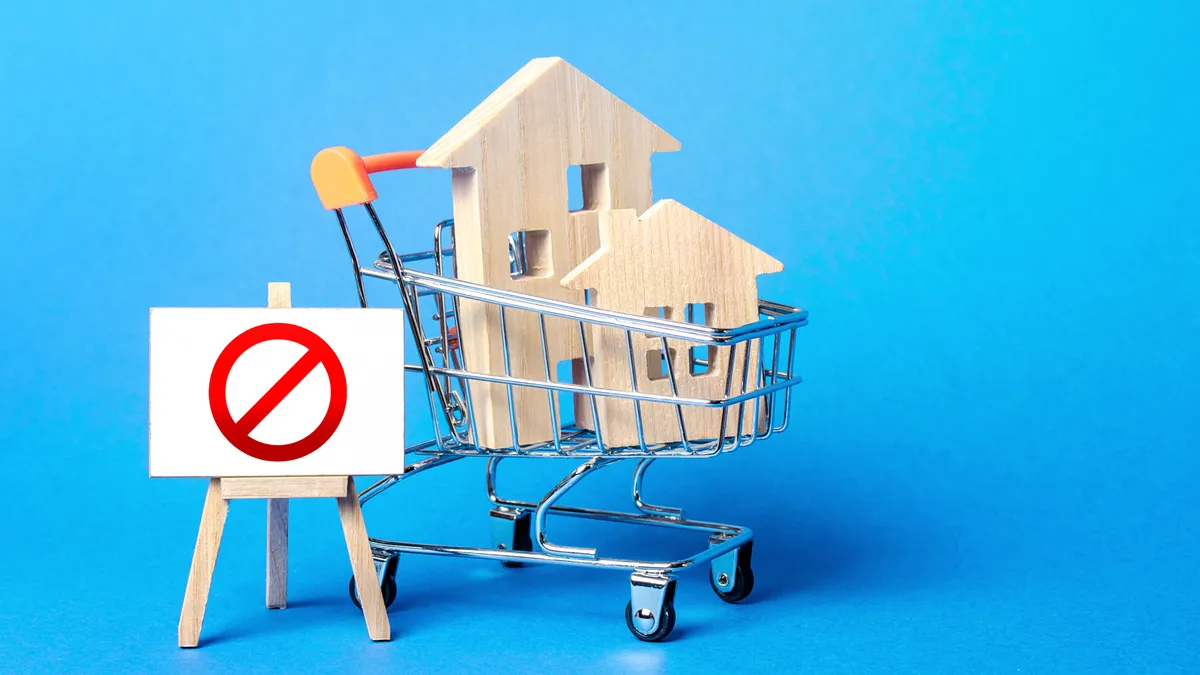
left=416, top=57, right=680, bottom=448
left=561, top=200, right=783, bottom=447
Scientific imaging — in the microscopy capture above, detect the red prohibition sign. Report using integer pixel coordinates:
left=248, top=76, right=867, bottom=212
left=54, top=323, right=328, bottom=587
left=208, top=323, right=348, bottom=462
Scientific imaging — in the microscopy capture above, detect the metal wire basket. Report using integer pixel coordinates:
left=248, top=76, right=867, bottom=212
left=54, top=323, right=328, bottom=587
left=314, top=147, right=807, bottom=641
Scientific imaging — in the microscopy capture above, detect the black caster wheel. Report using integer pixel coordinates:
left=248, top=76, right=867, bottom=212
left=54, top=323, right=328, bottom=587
left=711, top=541, right=755, bottom=603
left=625, top=599, right=676, bottom=642
left=349, top=573, right=397, bottom=609
left=500, top=510, right=533, bottom=568
left=711, top=566, right=754, bottom=603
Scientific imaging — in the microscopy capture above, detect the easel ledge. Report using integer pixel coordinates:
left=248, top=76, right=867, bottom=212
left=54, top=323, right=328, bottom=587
left=176, top=283, right=390, bottom=647
left=221, top=476, right=348, bottom=499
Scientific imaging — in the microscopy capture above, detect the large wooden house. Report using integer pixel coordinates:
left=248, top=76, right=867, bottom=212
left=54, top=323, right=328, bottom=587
left=416, top=57, right=679, bottom=448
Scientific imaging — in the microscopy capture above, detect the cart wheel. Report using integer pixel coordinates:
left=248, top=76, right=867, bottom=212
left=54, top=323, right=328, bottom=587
left=625, top=599, right=676, bottom=642
left=711, top=565, right=754, bottom=603
left=349, top=573, right=397, bottom=610
left=710, top=540, right=755, bottom=603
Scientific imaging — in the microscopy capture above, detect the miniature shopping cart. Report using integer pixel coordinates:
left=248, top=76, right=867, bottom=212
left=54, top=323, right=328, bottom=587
left=310, top=148, right=807, bottom=641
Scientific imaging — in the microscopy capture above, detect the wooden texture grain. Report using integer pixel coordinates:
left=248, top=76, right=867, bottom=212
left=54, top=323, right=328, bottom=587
left=178, top=479, right=228, bottom=648
left=220, top=475, right=348, bottom=499
left=418, top=57, right=679, bottom=449
left=267, top=281, right=291, bottom=310
left=337, top=477, right=390, bottom=641
left=266, top=498, right=288, bottom=608
left=562, top=200, right=782, bottom=447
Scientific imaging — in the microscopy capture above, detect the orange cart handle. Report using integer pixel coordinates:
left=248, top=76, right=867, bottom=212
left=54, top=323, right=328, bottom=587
left=310, top=147, right=425, bottom=211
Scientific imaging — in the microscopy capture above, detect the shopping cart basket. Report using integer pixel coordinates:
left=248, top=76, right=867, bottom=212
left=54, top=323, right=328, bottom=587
left=310, top=147, right=808, bottom=641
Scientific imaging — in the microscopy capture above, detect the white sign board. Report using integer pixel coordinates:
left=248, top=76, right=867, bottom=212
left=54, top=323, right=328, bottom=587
left=150, top=308, right=405, bottom=477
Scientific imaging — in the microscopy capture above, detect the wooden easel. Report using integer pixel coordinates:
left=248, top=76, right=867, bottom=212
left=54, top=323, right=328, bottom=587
left=177, top=282, right=390, bottom=647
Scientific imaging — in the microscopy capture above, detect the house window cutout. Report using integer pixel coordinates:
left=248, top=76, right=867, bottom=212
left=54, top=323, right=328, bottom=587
left=685, top=303, right=715, bottom=376
left=685, top=303, right=711, bottom=325
left=643, top=305, right=671, bottom=337
left=509, top=230, right=553, bottom=279
left=568, top=163, right=610, bottom=212
left=581, top=163, right=609, bottom=210
left=567, top=165, right=583, bottom=211
left=646, top=347, right=677, bottom=382
left=555, top=358, right=589, bottom=428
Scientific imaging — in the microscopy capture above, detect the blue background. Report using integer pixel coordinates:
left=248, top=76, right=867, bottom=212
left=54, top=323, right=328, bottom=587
left=1, top=1, right=1196, bottom=672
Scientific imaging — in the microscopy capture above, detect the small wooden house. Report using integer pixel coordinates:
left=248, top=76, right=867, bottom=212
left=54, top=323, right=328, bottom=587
left=561, top=199, right=783, bottom=447
left=416, top=57, right=680, bottom=448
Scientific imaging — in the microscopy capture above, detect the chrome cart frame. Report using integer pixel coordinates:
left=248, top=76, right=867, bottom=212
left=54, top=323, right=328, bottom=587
left=327, top=201, right=806, bottom=641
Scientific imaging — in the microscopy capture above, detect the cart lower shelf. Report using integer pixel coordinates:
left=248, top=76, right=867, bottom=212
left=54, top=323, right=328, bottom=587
left=347, top=451, right=757, bottom=642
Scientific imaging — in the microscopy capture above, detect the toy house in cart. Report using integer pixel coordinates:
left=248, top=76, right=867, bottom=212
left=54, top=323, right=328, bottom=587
left=415, top=56, right=681, bottom=449
left=561, top=199, right=783, bottom=447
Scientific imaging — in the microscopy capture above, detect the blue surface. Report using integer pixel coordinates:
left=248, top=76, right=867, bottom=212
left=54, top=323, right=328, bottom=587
left=1, top=1, right=1197, bottom=672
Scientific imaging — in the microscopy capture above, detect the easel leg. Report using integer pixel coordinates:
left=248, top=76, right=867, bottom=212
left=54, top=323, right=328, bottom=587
left=337, top=477, right=390, bottom=641
left=266, top=498, right=288, bottom=609
left=179, top=478, right=229, bottom=648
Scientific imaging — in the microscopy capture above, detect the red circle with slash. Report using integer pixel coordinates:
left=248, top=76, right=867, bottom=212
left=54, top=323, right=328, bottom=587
left=208, top=323, right=347, bottom=462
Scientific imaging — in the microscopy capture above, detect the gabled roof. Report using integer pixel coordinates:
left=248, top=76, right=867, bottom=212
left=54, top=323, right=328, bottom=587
left=561, top=199, right=783, bottom=290
left=417, top=57, right=681, bottom=169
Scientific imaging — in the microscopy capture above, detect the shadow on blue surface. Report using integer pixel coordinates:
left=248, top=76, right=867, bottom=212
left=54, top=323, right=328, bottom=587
left=357, top=450, right=959, bottom=637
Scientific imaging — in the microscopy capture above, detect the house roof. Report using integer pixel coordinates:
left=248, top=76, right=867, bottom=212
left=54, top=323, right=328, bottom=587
left=417, top=57, right=681, bottom=169
left=560, top=199, right=783, bottom=290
